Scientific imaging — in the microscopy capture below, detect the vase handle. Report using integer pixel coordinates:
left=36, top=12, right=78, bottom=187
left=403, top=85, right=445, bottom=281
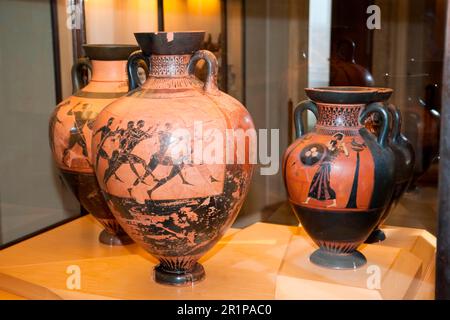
left=294, top=100, right=319, bottom=138
left=71, top=57, right=92, bottom=93
left=188, top=50, right=219, bottom=93
left=127, top=50, right=150, bottom=91
left=360, top=102, right=390, bottom=148
left=387, top=104, right=402, bottom=143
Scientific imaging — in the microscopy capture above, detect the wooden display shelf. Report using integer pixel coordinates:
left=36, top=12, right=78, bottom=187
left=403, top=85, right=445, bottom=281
left=276, top=226, right=436, bottom=300
left=0, top=216, right=436, bottom=300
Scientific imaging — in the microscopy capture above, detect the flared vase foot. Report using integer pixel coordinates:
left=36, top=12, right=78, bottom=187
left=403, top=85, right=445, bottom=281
left=99, top=229, right=133, bottom=246
left=310, top=248, right=367, bottom=270
left=154, top=262, right=205, bottom=286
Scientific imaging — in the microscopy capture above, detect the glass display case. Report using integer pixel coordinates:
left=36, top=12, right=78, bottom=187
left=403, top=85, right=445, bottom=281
left=0, top=0, right=448, bottom=300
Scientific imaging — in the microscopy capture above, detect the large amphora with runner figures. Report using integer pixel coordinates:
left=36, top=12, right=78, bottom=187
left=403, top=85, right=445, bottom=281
left=91, top=32, right=254, bottom=286
left=49, top=44, right=142, bottom=246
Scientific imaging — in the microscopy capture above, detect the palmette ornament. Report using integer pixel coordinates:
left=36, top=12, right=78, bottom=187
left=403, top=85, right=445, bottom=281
left=49, top=45, right=142, bottom=246
left=91, top=32, right=254, bottom=286
left=283, top=87, right=395, bottom=269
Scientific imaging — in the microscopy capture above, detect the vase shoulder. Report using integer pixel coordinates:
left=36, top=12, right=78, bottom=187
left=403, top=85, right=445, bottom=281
left=76, top=81, right=129, bottom=97
left=135, top=76, right=204, bottom=97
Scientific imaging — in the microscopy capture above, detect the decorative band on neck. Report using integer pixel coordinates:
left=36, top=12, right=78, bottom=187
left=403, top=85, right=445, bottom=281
left=150, top=55, right=191, bottom=77
left=316, top=103, right=364, bottom=128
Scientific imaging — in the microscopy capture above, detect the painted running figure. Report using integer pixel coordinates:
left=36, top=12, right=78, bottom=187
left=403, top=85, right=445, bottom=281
left=62, top=103, right=96, bottom=166
left=93, top=117, right=116, bottom=167
left=130, top=123, right=194, bottom=198
left=102, top=120, right=155, bottom=187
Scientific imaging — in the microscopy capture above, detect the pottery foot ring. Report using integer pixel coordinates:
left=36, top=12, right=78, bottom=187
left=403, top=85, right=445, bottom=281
left=310, top=249, right=367, bottom=270
left=154, top=263, right=206, bottom=286
left=99, top=229, right=133, bottom=246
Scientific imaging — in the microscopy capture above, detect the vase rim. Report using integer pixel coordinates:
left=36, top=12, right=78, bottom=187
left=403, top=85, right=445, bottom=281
left=82, top=44, right=139, bottom=61
left=305, top=86, right=393, bottom=104
left=134, top=31, right=205, bottom=56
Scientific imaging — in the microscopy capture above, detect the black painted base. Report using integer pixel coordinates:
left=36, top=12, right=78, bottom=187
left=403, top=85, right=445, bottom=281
left=154, top=263, right=205, bottom=286
left=365, top=228, right=386, bottom=244
left=310, top=249, right=367, bottom=270
left=99, top=229, right=133, bottom=246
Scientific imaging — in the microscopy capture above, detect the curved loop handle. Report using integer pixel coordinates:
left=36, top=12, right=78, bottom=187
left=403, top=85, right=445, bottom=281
left=71, top=57, right=92, bottom=93
left=188, top=50, right=219, bottom=93
left=294, top=100, right=319, bottom=138
left=336, top=37, right=356, bottom=63
left=127, top=50, right=150, bottom=91
left=387, top=104, right=401, bottom=143
left=359, top=102, right=390, bottom=148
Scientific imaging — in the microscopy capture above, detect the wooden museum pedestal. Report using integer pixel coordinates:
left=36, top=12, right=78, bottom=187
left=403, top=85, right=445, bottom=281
left=0, top=215, right=436, bottom=300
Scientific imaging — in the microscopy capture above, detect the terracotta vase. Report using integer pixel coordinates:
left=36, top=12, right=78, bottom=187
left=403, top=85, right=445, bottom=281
left=91, top=32, right=254, bottom=286
left=366, top=84, right=440, bottom=190
left=404, top=84, right=441, bottom=189
left=49, top=44, right=142, bottom=246
left=283, top=87, right=395, bottom=269
left=365, top=104, right=415, bottom=243
left=330, top=39, right=375, bottom=87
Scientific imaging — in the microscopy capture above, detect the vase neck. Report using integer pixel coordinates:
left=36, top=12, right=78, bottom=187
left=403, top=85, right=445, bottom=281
left=90, top=60, right=128, bottom=82
left=315, top=103, right=364, bottom=131
left=149, top=54, right=192, bottom=78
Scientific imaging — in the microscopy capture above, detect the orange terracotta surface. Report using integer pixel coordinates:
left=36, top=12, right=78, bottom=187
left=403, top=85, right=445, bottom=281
left=91, top=34, right=254, bottom=284
left=49, top=60, right=128, bottom=173
left=92, top=79, right=254, bottom=262
left=284, top=132, right=375, bottom=210
left=94, top=91, right=253, bottom=201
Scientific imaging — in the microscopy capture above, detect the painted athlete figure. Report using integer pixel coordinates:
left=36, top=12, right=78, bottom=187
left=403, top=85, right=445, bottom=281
left=62, top=103, right=96, bottom=167
left=102, top=121, right=154, bottom=186
left=94, top=117, right=116, bottom=167
left=130, top=123, right=194, bottom=198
